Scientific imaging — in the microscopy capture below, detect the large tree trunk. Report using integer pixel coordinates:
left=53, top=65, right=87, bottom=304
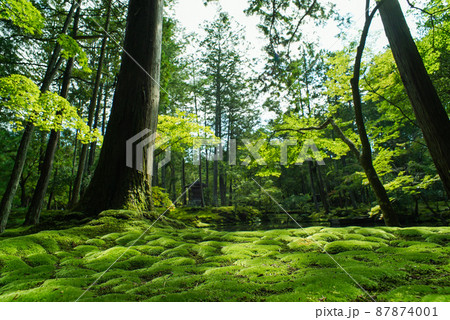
left=0, top=1, right=78, bottom=232
left=25, top=4, right=82, bottom=226
left=70, top=0, right=111, bottom=207
left=378, top=0, right=450, bottom=197
left=78, top=0, right=164, bottom=215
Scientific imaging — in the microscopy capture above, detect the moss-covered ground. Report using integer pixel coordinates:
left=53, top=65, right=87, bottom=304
left=0, top=210, right=449, bottom=302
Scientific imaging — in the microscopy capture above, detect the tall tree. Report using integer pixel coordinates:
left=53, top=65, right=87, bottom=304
left=25, top=3, right=83, bottom=225
left=377, top=0, right=450, bottom=197
left=70, top=0, right=112, bottom=207
left=0, top=1, right=78, bottom=232
left=78, top=0, right=164, bottom=214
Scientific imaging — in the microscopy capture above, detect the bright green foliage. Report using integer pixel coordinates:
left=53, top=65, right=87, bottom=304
left=0, top=0, right=44, bottom=34
left=57, top=35, right=91, bottom=73
left=157, top=110, right=217, bottom=152
left=0, top=74, right=102, bottom=143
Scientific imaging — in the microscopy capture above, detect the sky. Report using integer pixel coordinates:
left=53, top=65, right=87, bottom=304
left=172, top=0, right=419, bottom=58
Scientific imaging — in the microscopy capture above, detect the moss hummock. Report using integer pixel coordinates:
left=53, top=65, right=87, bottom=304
left=0, top=210, right=448, bottom=302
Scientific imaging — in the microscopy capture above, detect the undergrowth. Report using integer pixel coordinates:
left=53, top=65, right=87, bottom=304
left=0, top=210, right=448, bottom=302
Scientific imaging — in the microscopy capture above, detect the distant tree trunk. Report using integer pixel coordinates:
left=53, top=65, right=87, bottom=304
left=47, top=165, right=58, bottom=210
left=0, top=1, right=78, bottom=232
left=205, top=150, right=209, bottom=205
left=181, top=157, right=186, bottom=205
left=78, top=0, right=164, bottom=215
left=87, top=83, right=104, bottom=173
left=314, top=163, right=330, bottom=213
left=308, top=161, right=319, bottom=211
left=228, top=177, right=233, bottom=206
left=25, top=4, right=82, bottom=226
left=70, top=0, right=111, bottom=207
left=378, top=0, right=450, bottom=197
left=161, top=166, right=166, bottom=189
left=219, top=163, right=226, bottom=206
left=351, top=1, right=399, bottom=226
left=19, top=175, right=29, bottom=208
left=102, top=87, right=108, bottom=136
left=170, top=162, right=176, bottom=200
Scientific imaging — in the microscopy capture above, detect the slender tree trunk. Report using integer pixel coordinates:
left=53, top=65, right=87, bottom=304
left=78, top=0, right=164, bottom=215
left=70, top=0, right=111, bottom=207
left=219, top=163, right=226, bottom=206
left=351, top=0, right=399, bottom=226
left=19, top=176, right=29, bottom=208
left=181, top=157, right=186, bottom=205
left=25, top=4, right=82, bottom=225
left=0, top=1, right=78, bottom=232
left=102, top=87, right=108, bottom=136
left=308, top=161, right=319, bottom=211
left=47, top=165, right=58, bottom=210
left=315, top=163, right=330, bottom=213
left=377, top=0, right=450, bottom=196
left=205, top=150, right=209, bottom=205
left=87, top=83, right=104, bottom=173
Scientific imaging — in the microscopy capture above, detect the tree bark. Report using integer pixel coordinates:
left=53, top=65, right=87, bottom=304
left=77, top=0, right=164, bottom=215
left=25, top=4, right=82, bottom=226
left=70, top=0, right=111, bottom=207
left=181, top=157, right=186, bottom=205
left=0, top=1, right=78, bottom=232
left=87, top=83, right=104, bottom=173
left=378, top=0, right=450, bottom=197
left=351, top=0, right=399, bottom=226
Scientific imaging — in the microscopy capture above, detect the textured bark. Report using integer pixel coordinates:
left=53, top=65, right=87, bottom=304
left=378, top=0, right=450, bottom=197
left=78, top=0, right=164, bottom=214
left=70, top=0, right=111, bottom=207
left=87, top=83, right=104, bottom=172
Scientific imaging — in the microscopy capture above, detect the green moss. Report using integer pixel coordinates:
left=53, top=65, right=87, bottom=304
left=0, top=285, right=89, bottom=302
left=324, top=240, right=387, bottom=254
left=98, top=210, right=143, bottom=220
left=83, top=247, right=141, bottom=271
left=115, top=233, right=146, bottom=246
left=134, top=245, right=165, bottom=256
left=24, top=253, right=58, bottom=267
left=72, top=245, right=100, bottom=257
left=379, top=285, right=450, bottom=302
left=101, top=233, right=123, bottom=241
left=153, top=257, right=196, bottom=268
left=395, top=228, right=435, bottom=239
left=113, top=255, right=158, bottom=270
left=54, top=266, right=96, bottom=278
left=0, top=210, right=448, bottom=302
left=342, top=233, right=365, bottom=241
left=354, top=228, right=395, bottom=240
left=146, top=237, right=181, bottom=248
left=0, top=238, right=47, bottom=256
left=253, top=239, right=284, bottom=246
left=287, top=238, right=323, bottom=252
left=308, top=233, right=340, bottom=242
left=85, top=238, right=106, bottom=246
left=0, top=255, right=31, bottom=271
left=426, top=234, right=450, bottom=246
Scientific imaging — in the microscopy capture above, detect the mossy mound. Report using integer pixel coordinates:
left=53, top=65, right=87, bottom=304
left=0, top=209, right=448, bottom=302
